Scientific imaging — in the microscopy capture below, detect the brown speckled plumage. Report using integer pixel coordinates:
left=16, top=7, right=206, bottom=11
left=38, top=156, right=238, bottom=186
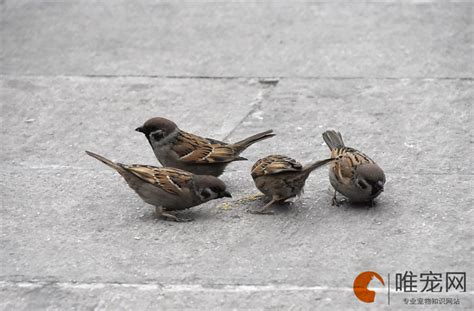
left=249, top=154, right=334, bottom=214
left=136, top=117, right=275, bottom=176
left=322, top=130, right=386, bottom=205
left=85, top=151, right=231, bottom=222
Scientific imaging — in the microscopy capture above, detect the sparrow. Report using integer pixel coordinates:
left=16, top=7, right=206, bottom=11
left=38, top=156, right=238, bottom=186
left=249, top=155, right=335, bottom=214
left=322, top=130, right=386, bottom=205
left=135, top=117, right=275, bottom=177
left=85, top=151, right=232, bottom=222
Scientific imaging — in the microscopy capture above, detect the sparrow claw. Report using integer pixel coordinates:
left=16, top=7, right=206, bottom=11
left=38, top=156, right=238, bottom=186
left=247, top=208, right=274, bottom=215
left=331, top=197, right=343, bottom=207
left=160, top=212, right=194, bottom=222
left=173, top=217, right=194, bottom=222
left=331, top=189, right=344, bottom=207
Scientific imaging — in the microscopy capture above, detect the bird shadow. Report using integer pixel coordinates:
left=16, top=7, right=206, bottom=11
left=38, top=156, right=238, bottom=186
left=137, top=208, right=212, bottom=224
left=245, top=197, right=298, bottom=215
left=271, top=202, right=298, bottom=215
left=337, top=200, right=384, bottom=213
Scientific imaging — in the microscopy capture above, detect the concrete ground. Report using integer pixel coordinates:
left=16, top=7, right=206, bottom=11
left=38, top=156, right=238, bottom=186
left=1, top=1, right=472, bottom=310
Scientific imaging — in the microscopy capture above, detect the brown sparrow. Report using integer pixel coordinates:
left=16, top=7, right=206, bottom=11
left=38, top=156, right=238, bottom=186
left=249, top=155, right=335, bottom=214
left=135, top=117, right=275, bottom=177
left=85, top=151, right=231, bottom=222
left=322, top=130, right=386, bottom=205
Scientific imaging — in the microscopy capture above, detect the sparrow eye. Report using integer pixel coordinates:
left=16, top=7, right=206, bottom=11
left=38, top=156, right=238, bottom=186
left=201, top=189, right=211, bottom=199
left=152, top=130, right=165, bottom=140
left=357, top=180, right=368, bottom=189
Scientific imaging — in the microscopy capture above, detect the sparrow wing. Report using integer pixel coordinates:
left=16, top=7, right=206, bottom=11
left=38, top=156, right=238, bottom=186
left=173, top=131, right=240, bottom=163
left=334, top=157, right=354, bottom=181
left=205, top=137, right=228, bottom=145
left=332, top=147, right=374, bottom=180
left=251, top=155, right=303, bottom=178
left=125, top=165, right=193, bottom=196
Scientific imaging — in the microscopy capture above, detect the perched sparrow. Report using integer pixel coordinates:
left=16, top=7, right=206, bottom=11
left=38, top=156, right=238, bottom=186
left=249, top=155, right=335, bottom=214
left=135, top=117, right=275, bottom=177
left=85, top=151, right=231, bottom=222
left=322, top=130, right=386, bottom=205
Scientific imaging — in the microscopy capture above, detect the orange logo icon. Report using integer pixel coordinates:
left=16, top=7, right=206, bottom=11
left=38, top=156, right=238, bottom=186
left=353, top=271, right=385, bottom=303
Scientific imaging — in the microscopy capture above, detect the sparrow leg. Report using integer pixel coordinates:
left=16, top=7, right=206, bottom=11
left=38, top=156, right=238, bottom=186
left=262, top=195, right=273, bottom=203
left=331, top=190, right=340, bottom=206
left=247, top=199, right=277, bottom=215
left=331, top=190, right=345, bottom=207
left=155, top=207, right=193, bottom=222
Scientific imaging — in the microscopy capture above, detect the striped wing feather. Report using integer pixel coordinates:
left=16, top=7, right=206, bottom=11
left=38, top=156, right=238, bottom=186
left=331, top=147, right=374, bottom=180
left=173, top=131, right=238, bottom=163
left=126, top=165, right=193, bottom=196
left=251, top=155, right=303, bottom=178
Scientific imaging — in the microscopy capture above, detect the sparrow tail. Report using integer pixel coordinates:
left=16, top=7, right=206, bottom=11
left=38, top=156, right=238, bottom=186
left=232, top=130, right=275, bottom=153
left=322, top=130, right=345, bottom=150
left=302, top=158, right=335, bottom=173
left=85, top=151, right=124, bottom=171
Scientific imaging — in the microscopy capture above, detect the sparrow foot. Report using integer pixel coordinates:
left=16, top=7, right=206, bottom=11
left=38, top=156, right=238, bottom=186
left=155, top=207, right=193, bottom=222
left=331, top=190, right=344, bottom=207
left=247, top=208, right=274, bottom=215
left=161, top=212, right=194, bottom=222
left=246, top=199, right=278, bottom=215
left=332, top=197, right=347, bottom=207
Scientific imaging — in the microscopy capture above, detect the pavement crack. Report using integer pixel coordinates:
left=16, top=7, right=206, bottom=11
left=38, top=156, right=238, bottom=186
left=222, top=81, right=279, bottom=141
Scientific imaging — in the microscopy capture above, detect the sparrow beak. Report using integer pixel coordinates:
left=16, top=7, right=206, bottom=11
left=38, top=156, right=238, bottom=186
left=376, top=181, right=384, bottom=192
left=135, top=126, right=144, bottom=133
left=220, top=191, right=232, bottom=198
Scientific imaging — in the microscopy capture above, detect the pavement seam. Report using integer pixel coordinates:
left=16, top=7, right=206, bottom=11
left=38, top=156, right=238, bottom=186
left=0, top=74, right=472, bottom=81
left=0, top=281, right=378, bottom=293
left=2, top=281, right=473, bottom=295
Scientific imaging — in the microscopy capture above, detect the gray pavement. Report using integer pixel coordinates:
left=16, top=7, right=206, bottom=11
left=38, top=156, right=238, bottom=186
left=1, top=1, right=473, bottom=310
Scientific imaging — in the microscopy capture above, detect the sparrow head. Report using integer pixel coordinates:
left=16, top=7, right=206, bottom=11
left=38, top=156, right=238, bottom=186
left=354, top=163, right=386, bottom=197
left=135, top=117, right=178, bottom=141
left=193, top=175, right=232, bottom=202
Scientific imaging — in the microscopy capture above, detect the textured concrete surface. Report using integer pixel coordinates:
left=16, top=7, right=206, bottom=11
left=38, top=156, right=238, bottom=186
left=1, top=1, right=473, bottom=310
left=2, top=1, right=472, bottom=78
